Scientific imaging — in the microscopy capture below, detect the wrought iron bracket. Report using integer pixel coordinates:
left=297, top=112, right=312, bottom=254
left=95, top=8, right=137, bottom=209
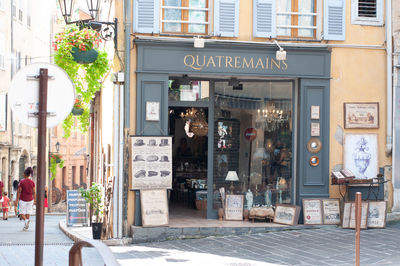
left=87, top=18, right=118, bottom=50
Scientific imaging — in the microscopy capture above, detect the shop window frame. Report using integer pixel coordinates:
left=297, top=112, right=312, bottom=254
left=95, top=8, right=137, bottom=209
left=168, top=78, right=298, bottom=218
left=276, top=0, right=318, bottom=39
left=161, top=0, right=210, bottom=35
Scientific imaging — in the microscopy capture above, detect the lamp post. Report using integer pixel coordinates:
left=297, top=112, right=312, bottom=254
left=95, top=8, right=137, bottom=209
left=55, top=141, right=60, bottom=153
left=57, top=0, right=118, bottom=49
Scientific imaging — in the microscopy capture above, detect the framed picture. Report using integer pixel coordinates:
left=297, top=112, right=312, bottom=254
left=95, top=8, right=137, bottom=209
left=274, top=204, right=300, bottom=225
left=310, top=122, right=320, bottom=137
left=322, top=199, right=341, bottom=225
left=344, top=102, right=379, bottom=129
left=311, top=105, right=320, bottom=120
left=225, top=194, right=244, bottom=220
left=131, top=136, right=172, bottom=189
left=146, top=101, right=160, bottom=121
left=367, top=201, right=387, bottom=228
left=349, top=201, right=369, bottom=229
left=140, top=189, right=169, bottom=227
left=0, top=93, right=6, bottom=132
left=302, top=199, right=323, bottom=225
left=342, top=202, right=352, bottom=228
left=344, top=134, right=378, bottom=179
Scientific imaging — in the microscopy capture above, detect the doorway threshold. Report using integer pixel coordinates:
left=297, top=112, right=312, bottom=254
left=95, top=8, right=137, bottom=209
left=131, top=206, right=336, bottom=243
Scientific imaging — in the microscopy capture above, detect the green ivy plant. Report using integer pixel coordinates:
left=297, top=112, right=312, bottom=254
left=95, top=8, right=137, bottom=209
left=53, top=26, right=109, bottom=138
left=79, top=182, right=104, bottom=224
left=49, top=153, right=64, bottom=180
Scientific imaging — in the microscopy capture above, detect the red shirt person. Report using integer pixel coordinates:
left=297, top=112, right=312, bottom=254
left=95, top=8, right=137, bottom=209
left=17, top=167, right=35, bottom=231
left=0, top=180, right=3, bottom=200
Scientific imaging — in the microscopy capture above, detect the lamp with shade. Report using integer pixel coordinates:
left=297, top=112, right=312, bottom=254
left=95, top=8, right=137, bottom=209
left=225, top=171, right=239, bottom=193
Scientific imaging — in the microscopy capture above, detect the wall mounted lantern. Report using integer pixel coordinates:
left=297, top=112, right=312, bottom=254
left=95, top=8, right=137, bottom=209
left=57, top=0, right=118, bottom=49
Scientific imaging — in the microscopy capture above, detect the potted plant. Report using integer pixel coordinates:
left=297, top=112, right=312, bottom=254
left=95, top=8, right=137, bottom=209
left=72, top=98, right=84, bottom=116
left=52, top=26, right=109, bottom=138
left=49, top=153, right=64, bottom=180
left=79, top=182, right=104, bottom=239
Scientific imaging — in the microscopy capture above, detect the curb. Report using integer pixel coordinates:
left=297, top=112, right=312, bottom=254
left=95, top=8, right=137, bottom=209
left=59, top=220, right=132, bottom=246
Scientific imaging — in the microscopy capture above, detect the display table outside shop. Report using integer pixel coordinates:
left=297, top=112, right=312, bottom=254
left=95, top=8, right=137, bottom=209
left=333, top=178, right=387, bottom=202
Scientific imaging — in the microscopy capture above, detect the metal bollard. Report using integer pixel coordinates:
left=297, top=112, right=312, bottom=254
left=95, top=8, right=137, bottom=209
left=355, top=192, right=361, bottom=266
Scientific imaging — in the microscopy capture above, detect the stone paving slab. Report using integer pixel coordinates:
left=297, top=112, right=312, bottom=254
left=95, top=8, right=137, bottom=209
left=105, top=221, right=400, bottom=265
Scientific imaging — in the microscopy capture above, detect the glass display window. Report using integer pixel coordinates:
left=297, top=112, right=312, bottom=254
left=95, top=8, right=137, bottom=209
left=213, top=81, right=293, bottom=211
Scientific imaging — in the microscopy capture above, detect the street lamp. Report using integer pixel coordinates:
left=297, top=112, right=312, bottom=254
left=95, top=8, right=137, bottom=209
left=55, top=141, right=60, bottom=153
left=58, top=0, right=118, bottom=49
left=58, top=0, right=76, bottom=24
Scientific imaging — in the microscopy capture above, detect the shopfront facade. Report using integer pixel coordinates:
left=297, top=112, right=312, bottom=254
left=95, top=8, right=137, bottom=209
left=134, top=39, right=331, bottom=219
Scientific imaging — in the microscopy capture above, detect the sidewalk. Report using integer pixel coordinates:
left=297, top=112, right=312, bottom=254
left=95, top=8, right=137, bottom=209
left=59, top=211, right=400, bottom=246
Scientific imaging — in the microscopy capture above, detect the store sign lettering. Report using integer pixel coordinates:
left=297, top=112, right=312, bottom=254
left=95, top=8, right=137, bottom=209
left=183, top=55, right=288, bottom=71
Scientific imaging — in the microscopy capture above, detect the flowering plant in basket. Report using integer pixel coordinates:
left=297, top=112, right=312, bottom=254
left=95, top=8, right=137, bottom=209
left=52, top=25, right=109, bottom=138
left=53, top=27, right=102, bottom=53
left=49, top=153, right=64, bottom=180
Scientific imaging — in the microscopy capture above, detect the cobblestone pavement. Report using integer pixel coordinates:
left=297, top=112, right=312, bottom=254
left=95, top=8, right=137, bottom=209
left=0, top=216, right=102, bottom=266
left=2, top=216, right=400, bottom=265
left=110, top=221, right=400, bottom=266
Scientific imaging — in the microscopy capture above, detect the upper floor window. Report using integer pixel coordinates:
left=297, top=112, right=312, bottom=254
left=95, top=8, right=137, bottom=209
left=27, top=0, right=31, bottom=27
left=351, top=0, right=383, bottom=26
left=162, top=0, right=209, bottom=34
left=18, top=0, right=24, bottom=22
left=0, top=0, right=5, bottom=11
left=0, top=33, right=5, bottom=69
left=277, top=0, right=316, bottom=38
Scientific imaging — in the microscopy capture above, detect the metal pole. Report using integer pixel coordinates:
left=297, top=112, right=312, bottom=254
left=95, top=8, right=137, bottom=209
left=35, top=68, right=48, bottom=266
left=247, top=141, right=252, bottom=188
left=355, top=192, right=362, bottom=266
left=48, top=131, right=51, bottom=213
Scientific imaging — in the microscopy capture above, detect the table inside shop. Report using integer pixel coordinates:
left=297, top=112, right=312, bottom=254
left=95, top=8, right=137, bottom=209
left=333, top=177, right=387, bottom=202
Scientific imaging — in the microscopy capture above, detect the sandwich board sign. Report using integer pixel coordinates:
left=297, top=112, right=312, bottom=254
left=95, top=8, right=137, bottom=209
left=66, top=190, right=89, bottom=226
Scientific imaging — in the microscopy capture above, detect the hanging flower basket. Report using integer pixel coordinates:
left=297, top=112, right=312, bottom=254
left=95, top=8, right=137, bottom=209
left=72, top=107, right=84, bottom=115
left=72, top=98, right=85, bottom=116
left=71, top=47, right=98, bottom=64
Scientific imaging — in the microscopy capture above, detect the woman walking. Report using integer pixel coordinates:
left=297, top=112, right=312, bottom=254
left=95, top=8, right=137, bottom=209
left=11, top=180, right=19, bottom=216
left=17, top=167, right=35, bottom=231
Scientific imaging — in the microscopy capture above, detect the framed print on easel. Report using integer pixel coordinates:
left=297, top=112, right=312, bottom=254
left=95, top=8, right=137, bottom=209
left=302, top=199, right=323, bottom=225
left=367, top=201, right=387, bottom=228
left=322, top=199, right=341, bottom=225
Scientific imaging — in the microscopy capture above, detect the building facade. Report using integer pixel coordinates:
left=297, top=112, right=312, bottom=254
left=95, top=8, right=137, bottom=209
left=114, top=0, right=392, bottom=235
left=0, top=0, right=56, bottom=194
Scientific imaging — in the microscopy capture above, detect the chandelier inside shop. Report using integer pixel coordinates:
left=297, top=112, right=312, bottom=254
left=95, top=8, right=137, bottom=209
left=256, top=101, right=290, bottom=132
left=180, top=108, right=208, bottom=137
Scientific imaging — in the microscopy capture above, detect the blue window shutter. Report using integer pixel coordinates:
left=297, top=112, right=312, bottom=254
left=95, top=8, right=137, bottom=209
left=253, top=0, right=276, bottom=38
left=214, top=0, right=240, bottom=37
left=324, top=0, right=346, bottom=40
left=133, top=0, right=160, bottom=34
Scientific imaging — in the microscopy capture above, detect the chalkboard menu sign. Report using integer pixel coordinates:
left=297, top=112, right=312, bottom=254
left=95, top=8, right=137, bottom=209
left=66, top=190, right=88, bottom=226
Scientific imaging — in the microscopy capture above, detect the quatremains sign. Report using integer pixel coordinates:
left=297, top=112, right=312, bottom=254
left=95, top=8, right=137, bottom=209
left=183, top=54, right=288, bottom=71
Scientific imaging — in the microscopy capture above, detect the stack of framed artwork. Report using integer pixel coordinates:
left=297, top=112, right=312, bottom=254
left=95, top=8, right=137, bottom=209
left=342, top=201, right=387, bottom=229
left=302, top=198, right=387, bottom=228
left=302, top=199, right=341, bottom=225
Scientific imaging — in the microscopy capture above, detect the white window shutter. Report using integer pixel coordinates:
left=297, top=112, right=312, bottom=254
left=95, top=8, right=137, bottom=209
left=214, top=0, right=240, bottom=37
left=324, top=0, right=346, bottom=40
left=253, top=0, right=276, bottom=38
left=133, top=0, right=160, bottom=34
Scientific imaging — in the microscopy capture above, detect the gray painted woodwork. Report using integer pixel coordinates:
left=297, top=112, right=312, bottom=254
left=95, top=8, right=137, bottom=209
left=135, top=40, right=331, bottom=79
left=297, top=79, right=330, bottom=204
left=134, top=41, right=331, bottom=222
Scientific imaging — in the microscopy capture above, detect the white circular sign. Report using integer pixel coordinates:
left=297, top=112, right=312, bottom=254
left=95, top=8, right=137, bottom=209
left=9, top=63, right=75, bottom=128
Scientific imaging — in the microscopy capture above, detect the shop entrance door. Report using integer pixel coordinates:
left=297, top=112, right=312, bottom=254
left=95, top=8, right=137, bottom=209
left=168, top=79, right=212, bottom=218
